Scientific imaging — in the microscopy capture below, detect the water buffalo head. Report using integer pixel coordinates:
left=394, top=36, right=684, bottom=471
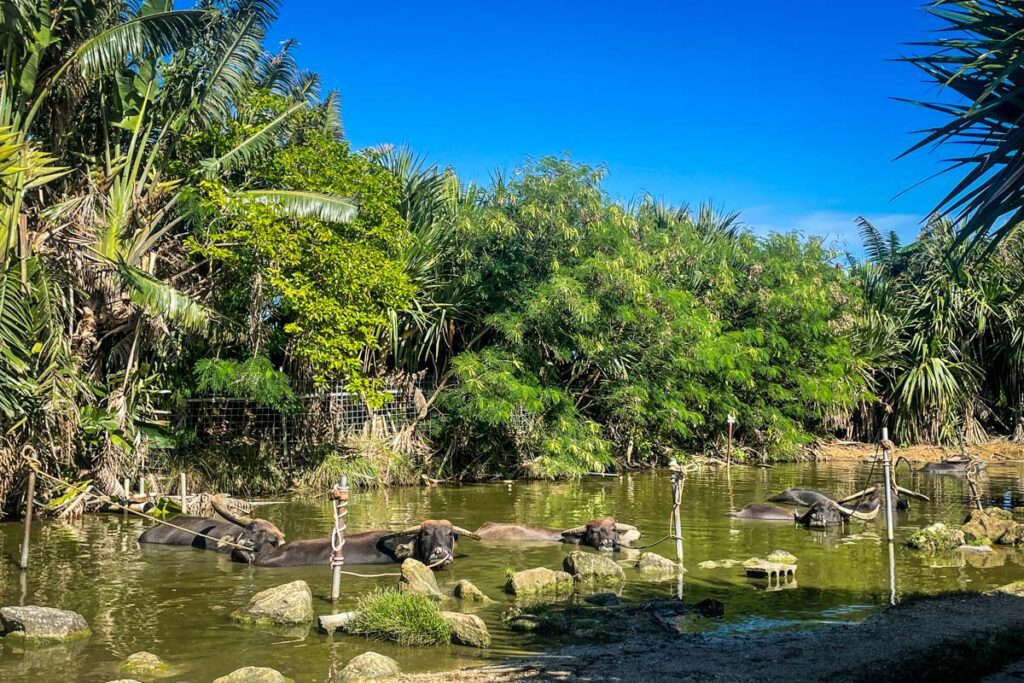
left=560, top=517, right=639, bottom=551
left=797, top=499, right=878, bottom=529
left=211, top=495, right=286, bottom=553
left=382, top=519, right=480, bottom=568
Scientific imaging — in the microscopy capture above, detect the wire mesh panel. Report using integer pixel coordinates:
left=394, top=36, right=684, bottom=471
left=180, top=379, right=430, bottom=456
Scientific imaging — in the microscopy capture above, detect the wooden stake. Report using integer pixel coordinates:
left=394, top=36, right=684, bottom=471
left=19, top=470, right=36, bottom=570
left=330, top=475, right=349, bottom=602
left=726, top=414, right=735, bottom=468
left=180, top=472, right=188, bottom=514
left=880, top=427, right=897, bottom=606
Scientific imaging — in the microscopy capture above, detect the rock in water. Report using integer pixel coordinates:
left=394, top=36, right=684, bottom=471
left=766, top=550, right=798, bottom=564
left=907, top=523, right=966, bottom=552
left=452, top=579, right=492, bottom=603
left=398, top=558, right=442, bottom=597
left=0, top=606, right=90, bottom=642
left=230, top=581, right=313, bottom=625
left=584, top=592, right=621, bottom=606
left=635, top=552, right=680, bottom=572
left=962, top=507, right=1024, bottom=546
left=504, top=567, right=574, bottom=595
left=117, top=651, right=173, bottom=677
left=336, top=652, right=401, bottom=682
left=440, top=611, right=491, bottom=648
left=212, top=667, right=291, bottom=683
left=563, top=551, right=625, bottom=583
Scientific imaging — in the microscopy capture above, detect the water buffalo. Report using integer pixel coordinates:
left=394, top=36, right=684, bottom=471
left=768, top=488, right=832, bottom=506
left=796, top=499, right=879, bottom=528
left=230, top=519, right=480, bottom=568
left=728, top=504, right=797, bottom=521
left=138, top=495, right=285, bottom=554
left=473, top=517, right=641, bottom=551
left=921, top=459, right=986, bottom=475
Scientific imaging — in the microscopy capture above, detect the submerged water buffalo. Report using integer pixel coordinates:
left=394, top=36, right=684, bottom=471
left=473, top=517, right=641, bottom=551
left=138, top=495, right=285, bottom=553
left=921, top=459, right=986, bottom=475
left=796, top=499, right=878, bottom=528
left=230, top=519, right=480, bottom=568
left=767, top=488, right=832, bottom=506
left=728, top=504, right=798, bottom=521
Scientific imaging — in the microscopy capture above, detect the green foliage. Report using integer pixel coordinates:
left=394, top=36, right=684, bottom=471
left=348, top=589, right=451, bottom=646
left=193, top=357, right=297, bottom=410
left=298, top=438, right=418, bottom=490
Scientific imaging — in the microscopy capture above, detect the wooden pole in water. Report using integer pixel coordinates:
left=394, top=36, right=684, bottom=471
left=330, top=475, right=349, bottom=602
left=726, top=414, right=735, bottom=468
left=180, top=472, right=188, bottom=514
left=19, top=470, right=36, bottom=570
left=669, top=460, right=685, bottom=600
left=880, top=427, right=897, bottom=606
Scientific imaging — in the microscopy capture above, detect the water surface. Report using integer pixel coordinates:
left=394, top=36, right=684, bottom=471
left=2, top=461, right=1023, bottom=682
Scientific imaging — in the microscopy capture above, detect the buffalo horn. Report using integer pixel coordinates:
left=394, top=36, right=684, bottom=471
left=211, top=494, right=255, bottom=527
left=451, top=525, right=482, bottom=540
left=835, top=501, right=880, bottom=521
left=560, top=525, right=587, bottom=536
left=896, top=486, right=930, bottom=502
left=614, top=523, right=638, bottom=533
left=837, top=486, right=877, bottom=504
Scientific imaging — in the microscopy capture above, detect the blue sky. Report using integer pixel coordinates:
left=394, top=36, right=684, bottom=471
left=270, top=1, right=953, bottom=249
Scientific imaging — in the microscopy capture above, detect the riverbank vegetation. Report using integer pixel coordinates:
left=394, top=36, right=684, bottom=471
left=2, top=0, right=1024, bottom=512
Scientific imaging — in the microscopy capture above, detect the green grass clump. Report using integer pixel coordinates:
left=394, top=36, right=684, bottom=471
left=347, top=589, right=450, bottom=646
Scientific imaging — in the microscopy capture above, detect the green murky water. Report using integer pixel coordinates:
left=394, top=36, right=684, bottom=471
left=2, top=461, right=1023, bottom=682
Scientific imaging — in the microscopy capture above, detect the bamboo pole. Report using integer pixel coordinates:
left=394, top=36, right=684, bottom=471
left=19, top=470, right=36, bottom=570
left=880, top=427, right=897, bottom=606
left=180, top=472, right=188, bottom=514
left=330, top=476, right=349, bottom=602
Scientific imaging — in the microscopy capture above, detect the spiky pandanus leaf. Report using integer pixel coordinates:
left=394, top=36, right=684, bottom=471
left=114, top=261, right=216, bottom=333
left=201, top=99, right=306, bottom=176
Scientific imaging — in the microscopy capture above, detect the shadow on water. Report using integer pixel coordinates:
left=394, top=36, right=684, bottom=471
left=0, top=460, right=1022, bottom=682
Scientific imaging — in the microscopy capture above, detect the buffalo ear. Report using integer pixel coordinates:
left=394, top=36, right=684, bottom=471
left=380, top=533, right=417, bottom=558
left=393, top=541, right=414, bottom=560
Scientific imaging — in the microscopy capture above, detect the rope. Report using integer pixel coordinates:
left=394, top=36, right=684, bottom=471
left=23, top=458, right=253, bottom=551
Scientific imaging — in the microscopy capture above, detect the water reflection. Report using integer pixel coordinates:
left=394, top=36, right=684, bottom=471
left=0, top=461, right=1021, bottom=682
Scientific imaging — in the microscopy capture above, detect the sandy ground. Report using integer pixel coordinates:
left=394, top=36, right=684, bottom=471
left=814, top=439, right=1024, bottom=464
left=399, top=582, right=1024, bottom=682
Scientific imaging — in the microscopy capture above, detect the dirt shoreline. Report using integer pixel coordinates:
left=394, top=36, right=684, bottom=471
left=399, top=582, right=1024, bottom=682
left=814, top=439, right=1024, bottom=465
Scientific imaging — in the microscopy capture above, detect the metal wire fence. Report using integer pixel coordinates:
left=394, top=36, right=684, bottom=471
left=179, top=379, right=431, bottom=456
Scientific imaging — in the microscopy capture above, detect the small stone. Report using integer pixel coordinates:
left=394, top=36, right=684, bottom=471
left=0, top=606, right=90, bottom=642
left=563, top=551, right=625, bottom=583
left=440, top=611, right=491, bottom=648
left=583, top=592, right=621, bottom=606
left=336, top=652, right=401, bottom=682
left=212, top=667, right=291, bottom=683
left=694, top=598, right=725, bottom=618
left=635, top=552, right=679, bottom=572
left=399, top=559, right=441, bottom=597
left=697, top=559, right=741, bottom=570
left=766, top=550, right=798, bottom=564
left=118, top=651, right=173, bottom=677
left=504, top=567, right=574, bottom=595
left=452, top=579, right=491, bottom=603
left=230, top=581, right=313, bottom=625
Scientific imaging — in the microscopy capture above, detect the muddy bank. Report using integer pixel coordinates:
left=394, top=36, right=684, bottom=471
left=399, top=582, right=1024, bottom=682
left=815, top=440, right=1024, bottom=465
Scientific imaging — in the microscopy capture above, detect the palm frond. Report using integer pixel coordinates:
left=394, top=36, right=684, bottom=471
left=232, top=189, right=359, bottom=223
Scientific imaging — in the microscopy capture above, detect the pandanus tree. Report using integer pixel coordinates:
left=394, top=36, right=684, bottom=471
left=903, top=0, right=1024, bottom=252
left=0, top=0, right=359, bottom=505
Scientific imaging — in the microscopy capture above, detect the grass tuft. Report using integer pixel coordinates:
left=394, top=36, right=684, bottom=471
left=347, top=589, right=451, bottom=646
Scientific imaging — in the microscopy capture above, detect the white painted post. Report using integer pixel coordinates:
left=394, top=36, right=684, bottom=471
left=726, top=414, right=735, bottom=468
left=881, top=427, right=897, bottom=606
left=330, top=476, right=349, bottom=602
left=19, top=470, right=36, bottom=570
left=180, top=472, right=188, bottom=514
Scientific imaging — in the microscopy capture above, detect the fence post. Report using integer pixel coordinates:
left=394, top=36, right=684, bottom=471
left=880, top=427, right=897, bottom=606
left=19, top=469, right=36, bottom=570
left=726, top=415, right=735, bottom=468
left=330, top=476, right=349, bottom=602
left=180, top=472, right=188, bottom=514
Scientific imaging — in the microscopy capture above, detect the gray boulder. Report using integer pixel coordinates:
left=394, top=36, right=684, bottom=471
left=398, top=559, right=441, bottom=598
left=563, top=551, right=625, bottom=583
left=635, top=552, right=680, bottom=572
left=0, top=606, right=90, bottom=642
left=230, top=581, right=313, bottom=625
left=336, top=652, right=401, bottom=682
left=440, top=611, right=491, bottom=648
left=117, top=651, right=174, bottom=677
left=451, top=579, right=492, bottom=603
left=212, top=667, right=291, bottom=683
left=504, top=567, right=574, bottom=595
